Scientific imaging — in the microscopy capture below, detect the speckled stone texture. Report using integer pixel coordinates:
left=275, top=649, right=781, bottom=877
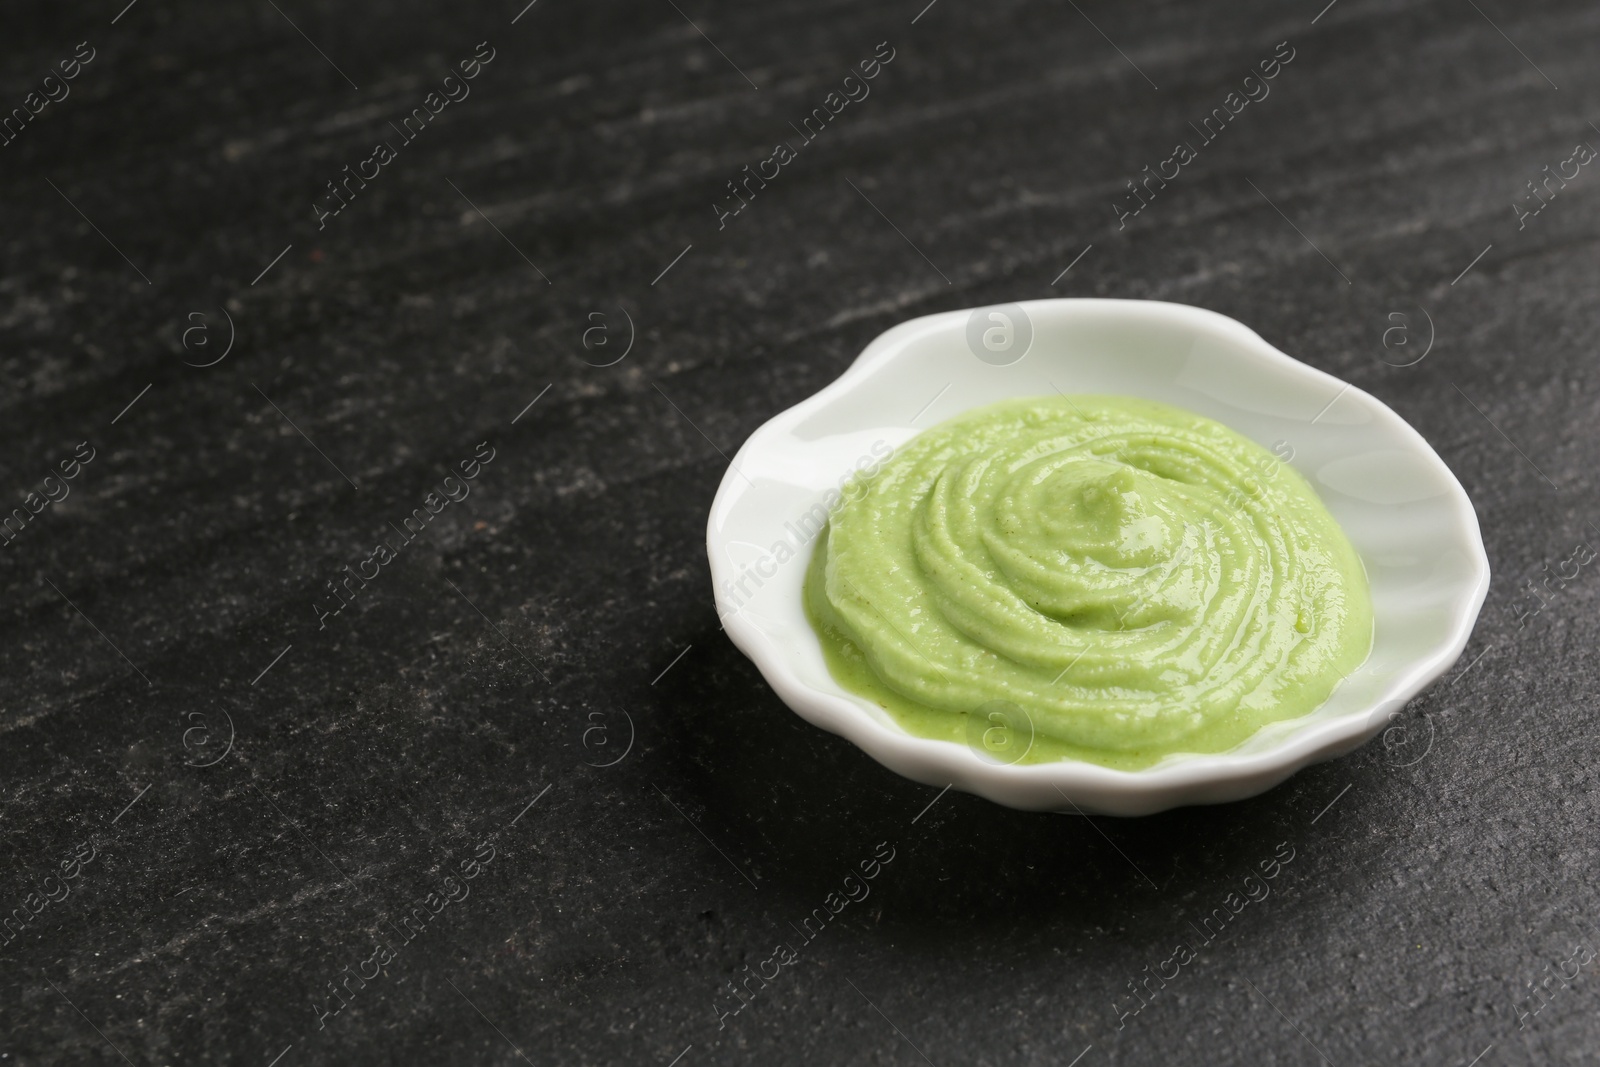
left=0, top=0, right=1595, bottom=1063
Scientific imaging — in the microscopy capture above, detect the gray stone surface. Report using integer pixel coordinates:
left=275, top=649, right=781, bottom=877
left=0, top=0, right=1594, bottom=1062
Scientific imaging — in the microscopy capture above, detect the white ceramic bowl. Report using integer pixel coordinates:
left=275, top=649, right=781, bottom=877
left=706, top=299, right=1489, bottom=815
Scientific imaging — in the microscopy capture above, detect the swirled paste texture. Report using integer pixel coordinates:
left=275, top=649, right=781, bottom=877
left=803, top=396, right=1373, bottom=769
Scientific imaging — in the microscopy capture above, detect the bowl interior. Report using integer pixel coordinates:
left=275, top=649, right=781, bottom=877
left=709, top=299, right=1486, bottom=786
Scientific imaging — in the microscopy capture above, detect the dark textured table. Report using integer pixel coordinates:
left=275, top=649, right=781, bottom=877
left=1, top=0, right=1595, bottom=1063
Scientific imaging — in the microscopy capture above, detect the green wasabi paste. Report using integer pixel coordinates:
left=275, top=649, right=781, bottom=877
left=803, top=395, right=1373, bottom=769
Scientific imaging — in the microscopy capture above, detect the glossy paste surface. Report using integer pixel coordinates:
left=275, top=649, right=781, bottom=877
left=803, top=396, right=1373, bottom=769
